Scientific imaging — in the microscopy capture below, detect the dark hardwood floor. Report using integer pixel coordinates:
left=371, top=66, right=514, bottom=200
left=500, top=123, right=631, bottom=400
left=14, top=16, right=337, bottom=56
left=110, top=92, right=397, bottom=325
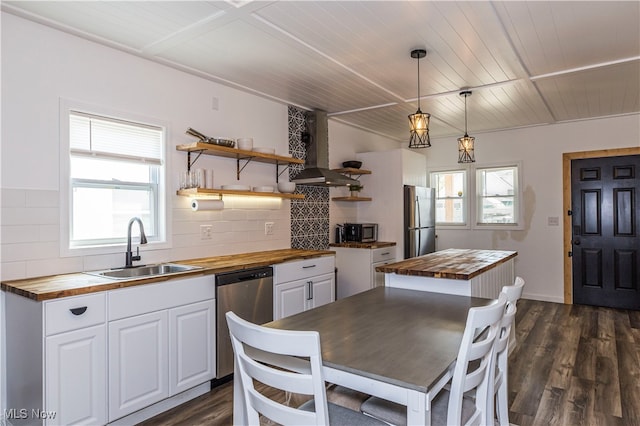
left=139, top=299, right=640, bottom=426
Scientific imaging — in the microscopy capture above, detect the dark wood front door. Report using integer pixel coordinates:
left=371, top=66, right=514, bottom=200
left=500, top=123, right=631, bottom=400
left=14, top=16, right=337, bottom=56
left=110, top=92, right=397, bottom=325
left=571, top=154, right=639, bottom=310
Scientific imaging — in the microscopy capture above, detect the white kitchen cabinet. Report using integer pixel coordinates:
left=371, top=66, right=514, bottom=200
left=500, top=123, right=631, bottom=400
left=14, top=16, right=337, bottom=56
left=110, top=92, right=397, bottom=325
left=273, top=256, right=335, bottom=320
left=169, top=299, right=216, bottom=395
left=308, top=273, right=334, bottom=309
left=107, top=275, right=215, bottom=422
left=44, top=293, right=107, bottom=426
left=45, top=324, right=106, bottom=426
left=108, top=310, right=169, bottom=421
left=4, top=274, right=216, bottom=426
left=5, top=292, right=108, bottom=426
left=332, top=246, right=396, bottom=299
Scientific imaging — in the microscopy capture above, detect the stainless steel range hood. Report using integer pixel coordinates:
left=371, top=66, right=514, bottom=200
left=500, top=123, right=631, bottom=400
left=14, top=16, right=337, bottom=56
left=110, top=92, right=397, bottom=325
left=291, top=110, right=359, bottom=187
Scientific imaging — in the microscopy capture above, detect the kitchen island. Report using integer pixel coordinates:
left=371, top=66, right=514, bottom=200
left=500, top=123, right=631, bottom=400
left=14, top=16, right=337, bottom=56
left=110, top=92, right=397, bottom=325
left=377, top=248, right=517, bottom=299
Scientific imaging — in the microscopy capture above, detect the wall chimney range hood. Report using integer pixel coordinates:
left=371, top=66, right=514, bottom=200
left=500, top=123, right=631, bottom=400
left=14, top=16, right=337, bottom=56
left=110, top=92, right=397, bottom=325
left=291, top=110, right=359, bottom=187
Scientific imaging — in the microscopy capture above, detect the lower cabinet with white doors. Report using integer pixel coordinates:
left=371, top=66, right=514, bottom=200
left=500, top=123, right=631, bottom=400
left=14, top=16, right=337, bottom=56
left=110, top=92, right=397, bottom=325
left=273, top=256, right=335, bottom=320
left=44, top=292, right=107, bottom=426
left=4, top=275, right=215, bottom=426
left=331, top=245, right=396, bottom=299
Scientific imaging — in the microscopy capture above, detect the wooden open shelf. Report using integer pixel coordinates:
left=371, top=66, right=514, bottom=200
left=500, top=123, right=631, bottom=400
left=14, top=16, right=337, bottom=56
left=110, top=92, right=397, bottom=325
left=176, top=142, right=305, bottom=200
left=331, top=196, right=372, bottom=202
left=176, top=142, right=304, bottom=165
left=331, top=168, right=371, bottom=175
left=178, top=188, right=304, bottom=200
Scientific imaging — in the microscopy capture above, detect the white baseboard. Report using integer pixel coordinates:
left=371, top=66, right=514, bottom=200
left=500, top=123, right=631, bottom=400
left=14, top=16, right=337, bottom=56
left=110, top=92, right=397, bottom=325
left=521, top=292, right=564, bottom=304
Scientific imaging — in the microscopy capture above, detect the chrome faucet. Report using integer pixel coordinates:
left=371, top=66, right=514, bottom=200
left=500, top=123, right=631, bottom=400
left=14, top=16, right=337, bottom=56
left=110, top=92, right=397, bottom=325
left=125, top=217, right=148, bottom=268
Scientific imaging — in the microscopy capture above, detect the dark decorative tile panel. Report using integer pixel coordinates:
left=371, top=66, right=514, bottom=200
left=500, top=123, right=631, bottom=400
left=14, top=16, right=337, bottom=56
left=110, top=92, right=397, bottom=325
left=288, top=106, right=330, bottom=250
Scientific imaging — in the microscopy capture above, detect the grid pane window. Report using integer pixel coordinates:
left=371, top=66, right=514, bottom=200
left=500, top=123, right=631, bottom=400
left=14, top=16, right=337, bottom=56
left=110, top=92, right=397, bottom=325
left=431, top=170, right=467, bottom=225
left=477, top=166, right=518, bottom=225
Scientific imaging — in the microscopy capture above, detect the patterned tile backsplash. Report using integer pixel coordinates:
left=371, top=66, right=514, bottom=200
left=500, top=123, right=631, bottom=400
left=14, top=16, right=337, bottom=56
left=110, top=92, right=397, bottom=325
left=288, top=106, right=329, bottom=250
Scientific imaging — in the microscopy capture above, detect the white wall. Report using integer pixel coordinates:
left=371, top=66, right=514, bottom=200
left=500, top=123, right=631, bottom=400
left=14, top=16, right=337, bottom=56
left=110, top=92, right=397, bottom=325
left=425, top=115, right=640, bottom=303
left=0, top=12, right=293, bottom=281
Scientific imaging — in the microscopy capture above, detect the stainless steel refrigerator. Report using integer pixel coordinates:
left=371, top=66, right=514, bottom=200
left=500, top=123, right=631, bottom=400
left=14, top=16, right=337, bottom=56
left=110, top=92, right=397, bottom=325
left=404, top=185, right=436, bottom=258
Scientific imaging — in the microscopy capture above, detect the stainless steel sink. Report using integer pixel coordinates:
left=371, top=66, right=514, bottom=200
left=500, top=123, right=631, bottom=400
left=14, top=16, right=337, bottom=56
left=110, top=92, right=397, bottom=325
left=85, top=263, right=202, bottom=280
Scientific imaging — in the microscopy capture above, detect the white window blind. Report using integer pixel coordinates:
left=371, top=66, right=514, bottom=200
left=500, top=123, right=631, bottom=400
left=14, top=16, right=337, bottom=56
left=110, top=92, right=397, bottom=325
left=70, top=112, right=162, bottom=163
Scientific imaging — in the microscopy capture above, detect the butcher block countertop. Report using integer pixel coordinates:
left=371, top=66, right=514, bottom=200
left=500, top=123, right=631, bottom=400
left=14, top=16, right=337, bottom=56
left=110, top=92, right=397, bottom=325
left=0, top=249, right=334, bottom=302
left=376, top=249, right=517, bottom=280
left=329, top=241, right=396, bottom=249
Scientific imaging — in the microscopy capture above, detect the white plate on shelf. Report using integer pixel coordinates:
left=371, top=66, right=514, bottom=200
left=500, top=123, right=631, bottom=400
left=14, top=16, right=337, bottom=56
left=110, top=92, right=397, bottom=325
left=253, top=147, right=275, bottom=154
left=253, top=186, right=275, bottom=193
left=221, top=184, right=251, bottom=191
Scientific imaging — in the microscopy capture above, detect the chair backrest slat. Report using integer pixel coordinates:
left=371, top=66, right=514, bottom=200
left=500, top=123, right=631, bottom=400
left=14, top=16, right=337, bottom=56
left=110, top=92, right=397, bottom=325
left=226, top=311, right=330, bottom=425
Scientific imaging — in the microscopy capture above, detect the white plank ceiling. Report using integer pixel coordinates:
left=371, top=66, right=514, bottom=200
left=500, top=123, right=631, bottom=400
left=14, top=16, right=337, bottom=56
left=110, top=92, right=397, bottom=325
left=4, top=1, right=639, bottom=141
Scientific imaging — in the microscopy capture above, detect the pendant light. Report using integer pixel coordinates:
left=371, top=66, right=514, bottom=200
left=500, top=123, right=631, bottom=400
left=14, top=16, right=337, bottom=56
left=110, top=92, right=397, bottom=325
left=457, top=90, right=475, bottom=163
left=408, top=49, right=431, bottom=148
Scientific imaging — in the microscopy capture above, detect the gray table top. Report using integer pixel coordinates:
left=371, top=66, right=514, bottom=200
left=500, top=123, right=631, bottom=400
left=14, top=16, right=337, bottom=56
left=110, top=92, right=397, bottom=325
left=266, top=287, right=494, bottom=393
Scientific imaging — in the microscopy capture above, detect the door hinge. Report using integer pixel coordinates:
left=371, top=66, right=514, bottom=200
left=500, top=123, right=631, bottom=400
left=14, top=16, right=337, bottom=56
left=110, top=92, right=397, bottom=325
left=567, top=210, right=573, bottom=216
left=568, top=251, right=573, bottom=257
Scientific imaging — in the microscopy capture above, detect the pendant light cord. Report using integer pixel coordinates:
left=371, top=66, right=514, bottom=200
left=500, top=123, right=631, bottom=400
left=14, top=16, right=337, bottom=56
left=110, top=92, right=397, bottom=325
left=464, top=93, right=468, bottom=135
left=416, top=56, right=421, bottom=110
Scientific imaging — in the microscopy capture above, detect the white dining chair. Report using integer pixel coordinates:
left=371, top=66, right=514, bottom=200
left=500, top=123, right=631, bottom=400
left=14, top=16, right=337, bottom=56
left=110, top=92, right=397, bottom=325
left=360, top=294, right=507, bottom=426
left=225, top=311, right=387, bottom=426
left=493, top=277, right=525, bottom=426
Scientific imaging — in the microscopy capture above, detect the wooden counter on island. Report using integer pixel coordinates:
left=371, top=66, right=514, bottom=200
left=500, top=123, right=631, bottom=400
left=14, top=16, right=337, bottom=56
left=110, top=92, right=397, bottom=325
left=377, top=248, right=517, bottom=299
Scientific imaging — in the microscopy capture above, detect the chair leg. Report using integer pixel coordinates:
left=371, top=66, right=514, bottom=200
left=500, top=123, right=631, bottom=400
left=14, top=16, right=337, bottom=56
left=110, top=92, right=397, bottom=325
left=496, top=382, right=509, bottom=426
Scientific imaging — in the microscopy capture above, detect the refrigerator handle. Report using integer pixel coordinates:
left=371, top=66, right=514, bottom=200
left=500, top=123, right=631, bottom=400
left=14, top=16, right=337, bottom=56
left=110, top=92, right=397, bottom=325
left=415, top=196, right=421, bottom=228
left=416, top=228, right=421, bottom=258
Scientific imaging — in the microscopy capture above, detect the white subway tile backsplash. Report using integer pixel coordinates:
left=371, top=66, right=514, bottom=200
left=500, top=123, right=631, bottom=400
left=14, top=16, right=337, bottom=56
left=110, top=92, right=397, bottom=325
left=1, top=225, right=40, bottom=244
left=221, top=209, right=248, bottom=221
left=1, top=185, right=293, bottom=280
left=0, top=261, right=27, bottom=281
left=0, top=189, right=26, bottom=208
left=26, top=257, right=84, bottom=278
left=1, top=241, right=60, bottom=262
left=25, top=190, right=59, bottom=208
left=1, top=207, right=59, bottom=226
left=39, top=225, right=60, bottom=242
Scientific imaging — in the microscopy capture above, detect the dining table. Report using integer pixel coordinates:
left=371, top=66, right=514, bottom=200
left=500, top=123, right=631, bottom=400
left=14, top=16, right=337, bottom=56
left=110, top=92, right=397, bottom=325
left=231, top=286, right=495, bottom=425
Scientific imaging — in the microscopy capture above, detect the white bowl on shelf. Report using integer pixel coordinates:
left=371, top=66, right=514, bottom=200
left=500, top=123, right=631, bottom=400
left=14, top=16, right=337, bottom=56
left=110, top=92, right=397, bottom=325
left=277, top=182, right=296, bottom=193
left=237, top=138, right=253, bottom=151
left=253, top=185, right=275, bottom=193
left=221, top=184, right=251, bottom=191
left=253, top=147, right=275, bottom=155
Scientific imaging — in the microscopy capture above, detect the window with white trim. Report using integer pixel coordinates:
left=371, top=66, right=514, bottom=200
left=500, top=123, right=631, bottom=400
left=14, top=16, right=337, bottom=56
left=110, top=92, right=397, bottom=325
left=68, top=111, right=165, bottom=248
left=430, top=170, right=468, bottom=226
left=476, top=165, right=519, bottom=226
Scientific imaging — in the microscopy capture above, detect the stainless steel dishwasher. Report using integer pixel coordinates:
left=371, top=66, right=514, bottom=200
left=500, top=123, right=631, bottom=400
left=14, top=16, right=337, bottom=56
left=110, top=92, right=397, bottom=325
left=215, top=266, right=273, bottom=381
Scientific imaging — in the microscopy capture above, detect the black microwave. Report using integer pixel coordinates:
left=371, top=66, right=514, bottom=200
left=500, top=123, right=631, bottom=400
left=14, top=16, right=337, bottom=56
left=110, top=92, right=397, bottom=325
left=344, top=223, right=378, bottom=243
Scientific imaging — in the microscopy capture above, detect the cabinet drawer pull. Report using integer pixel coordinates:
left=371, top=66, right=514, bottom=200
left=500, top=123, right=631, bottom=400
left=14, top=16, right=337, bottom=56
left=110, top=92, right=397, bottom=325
left=302, top=265, right=316, bottom=269
left=69, top=306, right=88, bottom=316
left=381, top=252, right=390, bottom=256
